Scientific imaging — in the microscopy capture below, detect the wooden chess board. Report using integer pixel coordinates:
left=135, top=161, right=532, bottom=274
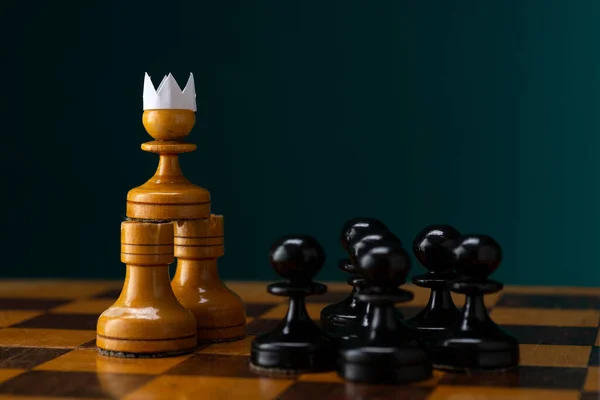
left=0, top=280, right=598, bottom=400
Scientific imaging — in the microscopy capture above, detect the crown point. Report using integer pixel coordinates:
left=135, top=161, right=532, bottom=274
left=143, top=72, right=196, bottom=111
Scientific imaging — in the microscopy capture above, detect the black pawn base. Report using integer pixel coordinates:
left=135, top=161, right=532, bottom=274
left=339, top=345, right=432, bottom=384
left=250, top=337, right=335, bottom=376
left=429, top=333, right=519, bottom=373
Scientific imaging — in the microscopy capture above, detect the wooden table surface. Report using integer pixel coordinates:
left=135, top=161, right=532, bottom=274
left=0, top=280, right=598, bottom=399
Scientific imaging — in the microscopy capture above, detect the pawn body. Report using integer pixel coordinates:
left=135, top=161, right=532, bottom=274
left=251, top=235, right=335, bottom=375
left=171, top=216, right=246, bottom=343
left=97, top=221, right=197, bottom=357
left=429, top=235, right=519, bottom=372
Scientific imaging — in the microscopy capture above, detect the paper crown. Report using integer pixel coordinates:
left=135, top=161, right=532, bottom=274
left=143, top=72, right=196, bottom=111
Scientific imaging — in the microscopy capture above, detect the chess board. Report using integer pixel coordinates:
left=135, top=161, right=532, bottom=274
left=0, top=280, right=598, bottom=400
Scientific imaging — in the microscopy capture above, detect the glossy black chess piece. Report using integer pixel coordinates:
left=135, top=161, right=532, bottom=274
left=407, top=225, right=462, bottom=339
left=321, top=218, right=390, bottom=333
left=428, top=234, right=520, bottom=372
left=337, top=240, right=433, bottom=384
left=250, top=235, right=335, bottom=375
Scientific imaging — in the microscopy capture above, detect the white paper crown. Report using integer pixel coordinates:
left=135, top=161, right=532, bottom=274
left=143, top=72, right=196, bottom=111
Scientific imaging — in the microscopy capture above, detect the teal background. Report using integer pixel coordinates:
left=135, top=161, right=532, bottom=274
left=1, top=1, right=599, bottom=286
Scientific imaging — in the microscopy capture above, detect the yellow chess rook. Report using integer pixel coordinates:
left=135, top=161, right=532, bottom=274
left=96, top=221, right=197, bottom=357
left=172, top=215, right=247, bottom=342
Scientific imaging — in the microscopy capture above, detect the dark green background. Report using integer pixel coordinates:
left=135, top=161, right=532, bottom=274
left=2, top=1, right=598, bottom=286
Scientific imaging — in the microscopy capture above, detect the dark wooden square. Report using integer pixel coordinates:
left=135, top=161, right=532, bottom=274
left=92, top=288, right=122, bottom=299
left=166, top=353, right=255, bottom=378
left=499, top=325, right=598, bottom=346
left=496, top=294, right=600, bottom=309
left=0, top=370, right=154, bottom=398
left=0, top=347, right=71, bottom=369
left=11, top=313, right=99, bottom=330
left=245, top=303, right=279, bottom=318
left=589, top=346, right=599, bottom=366
left=0, top=298, right=71, bottom=310
left=246, top=319, right=281, bottom=336
left=439, top=366, right=588, bottom=389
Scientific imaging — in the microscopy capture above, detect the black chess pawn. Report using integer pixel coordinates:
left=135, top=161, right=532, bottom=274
left=250, top=235, right=335, bottom=375
left=407, top=225, right=462, bottom=338
left=321, top=217, right=390, bottom=333
left=429, top=234, right=519, bottom=372
left=337, top=240, right=433, bottom=384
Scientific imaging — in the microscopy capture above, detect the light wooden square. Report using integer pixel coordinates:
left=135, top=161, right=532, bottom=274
left=123, top=376, right=293, bottom=400
left=519, top=344, right=592, bottom=367
left=490, top=308, right=600, bottom=327
left=198, top=336, right=253, bottom=356
left=0, top=311, right=44, bottom=328
left=34, top=348, right=191, bottom=375
left=429, top=386, right=581, bottom=400
left=585, top=366, right=599, bottom=392
left=50, top=299, right=115, bottom=314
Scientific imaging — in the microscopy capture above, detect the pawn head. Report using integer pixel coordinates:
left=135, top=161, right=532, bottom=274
left=413, top=224, right=461, bottom=273
left=268, top=235, right=326, bottom=282
left=356, top=240, right=411, bottom=287
left=340, top=217, right=388, bottom=251
left=452, top=234, right=502, bottom=280
left=348, top=230, right=402, bottom=266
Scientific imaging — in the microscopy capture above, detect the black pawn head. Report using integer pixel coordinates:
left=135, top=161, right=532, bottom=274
left=356, top=241, right=411, bottom=288
left=269, top=235, right=326, bottom=283
left=452, top=234, right=502, bottom=280
left=340, top=217, right=388, bottom=251
left=413, top=224, right=461, bottom=274
left=349, top=230, right=402, bottom=266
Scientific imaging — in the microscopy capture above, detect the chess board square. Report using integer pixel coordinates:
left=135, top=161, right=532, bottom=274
left=225, top=282, right=286, bottom=304
left=0, top=347, right=71, bottom=369
left=198, top=336, right=252, bottom=356
left=429, top=386, right=580, bottom=400
left=0, top=370, right=153, bottom=398
left=246, top=318, right=280, bottom=336
left=245, top=303, right=279, bottom=318
left=35, top=348, right=191, bottom=375
left=438, top=366, right=588, bottom=389
left=500, top=325, right=598, bottom=346
left=123, top=375, right=293, bottom=400
left=519, top=344, right=592, bottom=367
left=0, top=369, right=25, bottom=384
left=581, top=393, right=600, bottom=400
left=166, top=353, right=255, bottom=378
left=50, top=299, right=114, bottom=314
left=278, top=382, right=433, bottom=400
left=92, top=288, right=122, bottom=299
left=305, top=291, right=349, bottom=304
left=0, top=328, right=96, bottom=348
left=490, top=308, right=600, bottom=327
left=584, top=366, right=599, bottom=392
left=0, top=298, right=71, bottom=311
left=496, top=293, right=600, bottom=309
left=596, top=328, right=600, bottom=346
left=0, top=311, right=44, bottom=328
left=0, top=281, right=120, bottom=300
left=589, top=346, right=599, bottom=366
left=11, top=313, right=98, bottom=330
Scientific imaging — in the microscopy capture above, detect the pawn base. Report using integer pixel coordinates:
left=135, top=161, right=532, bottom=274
left=338, top=345, right=432, bottom=384
left=429, top=336, right=519, bottom=372
left=250, top=338, right=335, bottom=374
left=96, top=335, right=197, bottom=358
left=197, top=324, right=246, bottom=343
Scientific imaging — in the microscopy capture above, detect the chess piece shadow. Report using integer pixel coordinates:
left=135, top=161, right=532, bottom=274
left=250, top=235, right=335, bottom=375
left=429, top=234, right=520, bottom=372
left=337, top=240, right=432, bottom=384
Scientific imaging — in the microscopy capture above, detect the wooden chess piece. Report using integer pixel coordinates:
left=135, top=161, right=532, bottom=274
left=171, top=215, right=246, bottom=342
left=321, top=217, right=389, bottom=332
left=429, top=234, right=520, bottom=372
left=127, top=73, right=210, bottom=221
left=407, top=225, right=462, bottom=338
left=97, top=221, right=197, bottom=357
left=337, top=240, right=432, bottom=384
left=250, top=235, right=335, bottom=375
